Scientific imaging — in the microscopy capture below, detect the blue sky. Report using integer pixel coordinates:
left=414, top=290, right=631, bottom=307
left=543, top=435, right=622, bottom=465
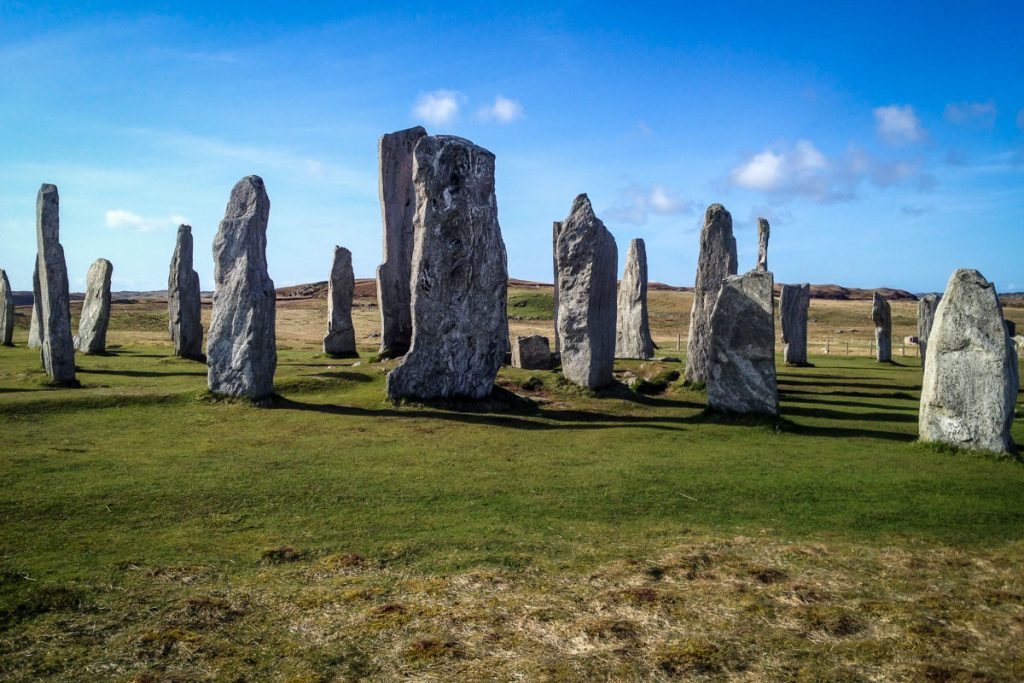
left=1, top=2, right=1022, bottom=294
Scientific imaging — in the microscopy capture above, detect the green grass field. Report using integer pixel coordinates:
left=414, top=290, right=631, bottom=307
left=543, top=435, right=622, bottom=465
left=1, top=304, right=1023, bottom=681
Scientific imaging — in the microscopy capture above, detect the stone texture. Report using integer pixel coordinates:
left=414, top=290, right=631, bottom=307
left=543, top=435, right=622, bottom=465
left=757, top=217, right=770, bottom=272
left=555, top=194, right=618, bottom=389
left=168, top=224, right=204, bottom=360
left=685, top=204, right=738, bottom=384
left=512, top=335, right=551, bottom=370
left=917, top=294, right=940, bottom=371
left=375, top=126, right=428, bottom=359
left=707, top=270, right=779, bottom=416
left=1006, top=320, right=1016, bottom=338
left=28, top=264, right=41, bottom=348
left=323, top=245, right=357, bottom=357
left=919, top=269, right=1018, bottom=455
left=872, top=292, right=892, bottom=362
left=207, top=176, right=276, bottom=399
left=74, top=258, right=112, bottom=353
left=615, top=238, right=654, bottom=359
left=35, top=184, right=76, bottom=383
left=386, top=135, right=508, bottom=401
left=552, top=221, right=563, bottom=353
left=780, top=283, right=810, bottom=366
left=0, top=269, right=13, bottom=346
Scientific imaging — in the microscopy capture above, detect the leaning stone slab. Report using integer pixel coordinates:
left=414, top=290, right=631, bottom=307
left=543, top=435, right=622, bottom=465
left=512, top=335, right=551, bottom=370
left=780, top=283, right=810, bottom=366
left=919, top=269, right=1018, bottom=455
left=168, top=224, right=204, bottom=360
left=28, top=264, right=41, bottom=348
left=756, top=217, right=770, bottom=272
left=207, top=176, right=276, bottom=400
left=556, top=194, right=617, bottom=389
left=376, top=126, right=428, bottom=359
left=685, top=204, right=737, bottom=384
left=707, top=270, right=779, bottom=416
left=386, top=135, right=508, bottom=401
left=74, top=258, right=112, bottom=354
left=35, top=184, right=76, bottom=383
left=323, top=245, right=357, bottom=358
left=0, top=268, right=14, bottom=346
left=917, top=294, right=940, bottom=371
left=872, top=292, right=892, bottom=362
left=615, top=238, right=655, bottom=359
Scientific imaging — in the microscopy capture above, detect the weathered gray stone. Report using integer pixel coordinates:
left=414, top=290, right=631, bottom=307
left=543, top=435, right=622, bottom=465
left=872, top=292, right=892, bottom=362
left=707, top=270, right=779, bottom=416
left=512, top=335, right=551, bottom=370
left=552, top=220, right=563, bottom=353
left=1006, top=320, right=1016, bottom=338
left=556, top=194, right=617, bottom=389
left=323, top=245, right=357, bottom=358
left=780, top=283, right=810, bottom=366
left=386, top=135, right=508, bottom=401
left=1014, top=335, right=1024, bottom=357
left=615, top=238, right=654, bottom=359
left=757, top=217, right=770, bottom=272
left=919, top=269, right=1018, bottom=455
left=74, top=258, right=112, bottom=354
left=28, top=264, right=41, bottom=348
left=917, top=294, right=940, bottom=371
left=207, top=176, right=276, bottom=399
left=376, top=126, right=428, bottom=359
left=35, top=184, right=76, bottom=383
left=685, top=204, right=737, bottom=384
left=0, top=269, right=13, bottom=346
left=168, top=224, right=204, bottom=360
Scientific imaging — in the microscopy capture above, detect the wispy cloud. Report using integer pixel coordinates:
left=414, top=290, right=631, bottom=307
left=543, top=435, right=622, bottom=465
left=412, top=89, right=464, bottom=126
left=105, top=209, right=187, bottom=233
left=605, top=184, right=697, bottom=225
left=874, top=104, right=926, bottom=145
left=944, top=100, right=997, bottom=127
left=477, top=95, right=524, bottom=123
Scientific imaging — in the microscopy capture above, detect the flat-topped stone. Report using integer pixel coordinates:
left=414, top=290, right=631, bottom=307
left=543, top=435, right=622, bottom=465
left=512, top=335, right=551, bottom=370
left=780, top=283, right=810, bottom=366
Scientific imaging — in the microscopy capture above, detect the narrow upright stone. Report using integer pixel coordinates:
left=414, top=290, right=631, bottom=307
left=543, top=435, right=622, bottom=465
left=74, top=258, right=113, bottom=354
left=872, top=292, right=892, bottom=362
left=756, top=217, right=770, bottom=272
left=685, top=204, right=737, bottom=384
left=615, top=238, right=654, bottom=359
left=552, top=220, right=563, bottom=353
left=207, top=176, right=276, bottom=399
left=917, top=294, right=940, bottom=371
left=376, top=126, right=428, bottom=359
left=323, top=245, right=357, bottom=358
left=28, top=264, right=41, bottom=348
left=556, top=194, right=617, bottom=389
left=708, top=270, right=779, bottom=416
left=919, top=269, right=1018, bottom=455
left=780, top=283, right=810, bottom=366
left=35, top=184, right=76, bottom=384
left=0, top=269, right=14, bottom=346
left=386, top=135, right=508, bottom=401
left=168, top=224, right=203, bottom=360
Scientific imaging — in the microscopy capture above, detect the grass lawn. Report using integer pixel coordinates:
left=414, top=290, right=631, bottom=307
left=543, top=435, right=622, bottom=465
left=1, top=296, right=1022, bottom=681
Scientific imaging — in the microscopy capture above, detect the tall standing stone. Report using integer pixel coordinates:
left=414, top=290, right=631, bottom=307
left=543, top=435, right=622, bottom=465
left=386, top=135, right=508, bottom=401
left=756, top=217, right=770, bottom=272
left=35, top=184, right=76, bottom=384
left=168, top=224, right=204, bottom=360
left=780, top=283, right=810, bottom=366
left=552, top=220, right=563, bottom=353
left=207, top=176, right=276, bottom=400
left=919, top=269, right=1018, bottom=455
left=323, top=245, right=357, bottom=358
left=74, top=258, right=113, bottom=354
left=615, top=238, right=654, bottom=359
left=872, top=292, right=892, bottom=362
left=376, top=126, right=428, bottom=360
left=0, top=269, right=14, bottom=346
left=685, top=204, right=738, bottom=385
left=556, top=194, right=617, bottom=389
left=28, top=264, right=41, bottom=348
left=917, top=294, right=940, bottom=371
left=708, top=270, right=779, bottom=416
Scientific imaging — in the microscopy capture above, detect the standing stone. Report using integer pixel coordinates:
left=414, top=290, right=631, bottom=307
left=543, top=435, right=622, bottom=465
left=685, top=204, right=738, bottom=384
left=206, top=176, right=276, bottom=399
left=28, top=264, right=41, bottom=348
left=168, top=224, right=204, bottom=360
left=919, top=269, right=1018, bottom=455
left=708, top=270, right=779, bottom=415
left=0, top=269, right=13, bottom=346
left=376, top=126, right=428, bottom=360
left=74, top=258, right=113, bottom=354
left=872, top=292, right=892, bottom=362
left=615, top=238, right=654, bottom=359
left=756, top=217, right=770, bottom=272
left=323, top=245, right=357, bottom=358
left=386, top=135, right=508, bottom=401
left=512, top=335, right=551, bottom=370
left=552, top=220, right=563, bottom=353
left=917, top=294, right=940, bottom=371
left=556, top=194, right=617, bottom=389
left=1006, top=320, right=1017, bottom=338
left=780, top=283, right=810, bottom=366
left=35, top=184, right=76, bottom=384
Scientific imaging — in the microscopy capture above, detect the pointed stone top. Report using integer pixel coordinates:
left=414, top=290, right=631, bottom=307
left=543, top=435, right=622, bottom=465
left=569, top=193, right=595, bottom=218
left=225, top=175, right=269, bottom=219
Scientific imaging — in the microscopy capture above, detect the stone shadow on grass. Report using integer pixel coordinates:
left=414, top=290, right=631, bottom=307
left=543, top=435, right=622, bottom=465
left=77, top=368, right=207, bottom=378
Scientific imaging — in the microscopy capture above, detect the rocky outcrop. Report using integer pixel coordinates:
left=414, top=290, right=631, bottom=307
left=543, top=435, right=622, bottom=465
left=35, top=184, right=76, bottom=384
left=168, top=224, right=204, bottom=360
left=74, top=258, right=112, bottom=354
left=917, top=294, right=940, bottom=371
left=780, top=283, right=810, bottom=366
left=0, top=269, right=13, bottom=346
left=615, top=238, right=654, bottom=359
left=685, top=204, right=737, bottom=384
left=512, top=335, right=551, bottom=370
left=323, top=245, right=357, bottom=358
left=757, top=217, right=770, bottom=272
left=872, top=292, right=892, bottom=362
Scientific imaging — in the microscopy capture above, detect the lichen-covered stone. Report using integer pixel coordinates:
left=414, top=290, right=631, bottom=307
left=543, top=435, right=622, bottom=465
left=615, top=238, right=654, bottom=359
left=74, top=258, right=112, bottom=354
left=780, top=283, right=810, bottom=366
left=756, top=217, right=770, bottom=272
left=685, top=204, right=737, bottom=384
left=168, top=224, right=204, bottom=360
left=872, top=292, right=892, bottom=362
left=35, top=184, right=76, bottom=383
left=323, top=245, right=357, bottom=358
left=0, top=269, right=13, bottom=346
left=917, top=294, right=940, bottom=371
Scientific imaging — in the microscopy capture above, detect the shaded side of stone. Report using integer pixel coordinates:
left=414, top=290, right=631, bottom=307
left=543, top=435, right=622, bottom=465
left=323, top=245, right=357, bottom=357
left=780, top=283, right=810, bottom=365
left=74, top=258, right=112, bottom=354
left=35, top=184, right=76, bottom=383
left=917, top=294, right=940, bottom=371
left=168, top=224, right=204, bottom=360
left=0, top=269, right=13, bottom=346
left=685, top=204, right=737, bottom=384
left=512, top=335, right=551, bottom=370
left=28, top=263, right=41, bottom=349
left=552, top=221, right=563, bottom=353
left=615, top=238, right=654, bottom=359
left=872, top=292, right=892, bottom=362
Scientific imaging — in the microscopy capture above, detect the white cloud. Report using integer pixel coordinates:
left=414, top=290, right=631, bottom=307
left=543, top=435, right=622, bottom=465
left=874, top=104, right=926, bottom=145
left=412, top=89, right=464, bottom=126
left=477, top=95, right=524, bottom=123
left=944, top=100, right=997, bottom=127
left=730, top=139, right=830, bottom=193
left=105, top=209, right=187, bottom=233
left=605, top=185, right=696, bottom=225
left=731, top=150, right=785, bottom=190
